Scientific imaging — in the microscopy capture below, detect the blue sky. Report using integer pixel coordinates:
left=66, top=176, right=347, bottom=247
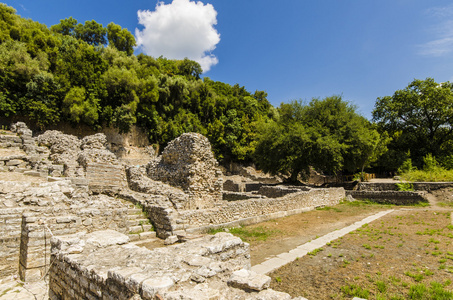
left=4, top=0, right=453, bottom=119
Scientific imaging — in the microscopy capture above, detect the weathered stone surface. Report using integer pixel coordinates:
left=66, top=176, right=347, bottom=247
left=254, top=289, right=293, bottom=300
left=142, top=276, right=174, bottom=299
left=164, top=235, right=179, bottom=245
left=147, top=133, right=223, bottom=209
left=228, top=269, right=271, bottom=291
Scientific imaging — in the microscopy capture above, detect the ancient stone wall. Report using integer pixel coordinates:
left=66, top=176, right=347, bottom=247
left=49, top=230, right=298, bottom=300
left=0, top=179, right=129, bottom=280
left=179, top=188, right=345, bottom=229
left=347, top=190, right=429, bottom=205
left=358, top=182, right=453, bottom=191
left=147, top=133, right=223, bottom=210
left=142, top=187, right=345, bottom=238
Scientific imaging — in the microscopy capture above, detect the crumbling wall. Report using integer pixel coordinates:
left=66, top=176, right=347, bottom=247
left=147, top=133, right=223, bottom=210
left=49, top=230, right=297, bottom=300
left=0, top=179, right=129, bottom=280
left=179, top=188, right=345, bottom=230
left=347, top=190, right=429, bottom=205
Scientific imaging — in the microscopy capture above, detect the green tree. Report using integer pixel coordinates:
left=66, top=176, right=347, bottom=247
left=62, top=86, right=99, bottom=125
left=74, top=20, right=107, bottom=46
left=106, top=22, right=136, bottom=56
left=50, top=17, right=78, bottom=36
left=255, top=96, right=384, bottom=182
left=373, top=78, right=453, bottom=168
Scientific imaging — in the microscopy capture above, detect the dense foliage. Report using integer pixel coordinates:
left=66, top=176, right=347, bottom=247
left=254, top=96, right=388, bottom=182
left=0, top=4, right=272, bottom=163
left=4, top=4, right=450, bottom=179
left=373, top=78, right=453, bottom=171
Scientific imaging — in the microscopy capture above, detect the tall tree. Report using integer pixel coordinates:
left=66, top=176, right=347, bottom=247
left=373, top=78, right=453, bottom=167
left=74, top=20, right=107, bottom=46
left=254, top=96, right=385, bottom=182
left=106, top=22, right=136, bottom=56
left=50, top=17, right=78, bottom=36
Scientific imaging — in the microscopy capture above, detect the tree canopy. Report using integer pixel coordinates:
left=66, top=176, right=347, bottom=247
left=254, top=96, right=387, bottom=182
left=373, top=78, right=453, bottom=169
left=0, top=4, right=273, bottom=165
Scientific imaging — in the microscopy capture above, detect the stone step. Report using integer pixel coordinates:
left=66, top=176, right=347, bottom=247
left=128, top=231, right=157, bottom=242
left=127, top=219, right=150, bottom=227
left=127, top=208, right=143, bottom=215
left=129, top=224, right=153, bottom=234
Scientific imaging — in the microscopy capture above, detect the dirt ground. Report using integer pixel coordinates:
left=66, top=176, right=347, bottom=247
left=241, top=194, right=453, bottom=300
left=246, top=203, right=395, bottom=265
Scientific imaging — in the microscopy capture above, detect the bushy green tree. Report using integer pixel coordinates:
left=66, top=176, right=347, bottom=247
left=254, top=96, right=386, bottom=182
left=373, top=78, right=453, bottom=169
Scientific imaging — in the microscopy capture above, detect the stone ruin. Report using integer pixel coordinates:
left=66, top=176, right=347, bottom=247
left=0, top=122, right=345, bottom=299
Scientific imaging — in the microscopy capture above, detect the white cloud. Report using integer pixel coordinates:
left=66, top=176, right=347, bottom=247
left=135, top=0, right=220, bottom=72
left=419, top=5, right=453, bottom=56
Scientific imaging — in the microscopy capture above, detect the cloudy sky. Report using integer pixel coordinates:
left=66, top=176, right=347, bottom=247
left=5, top=0, right=453, bottom=119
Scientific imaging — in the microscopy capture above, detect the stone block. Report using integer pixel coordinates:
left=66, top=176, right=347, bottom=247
left=228, top=269, right=271, bottom=291
left=141, top=277, right=174, bottom=299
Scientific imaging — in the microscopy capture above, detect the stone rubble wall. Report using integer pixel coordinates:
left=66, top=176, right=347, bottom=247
left=1, top=122, right=127, bottom=193
left=147, top=188, right=345, bottom=238
left=126, top=166, right=188, bottom=210
left=347, top=190, right=429, bottom=205
left=258, top=185, right=311, bottom=198
left=223, top=179, right=263, bottom=193
left=0, top=207, right=27, bottom=278
left=0, top=179, right=130, bottom=280
left=49, top=230, right=300, bottom=300
left=147, top=133, right=223, bottom=210
left=358, top=182, right=453, bottom=191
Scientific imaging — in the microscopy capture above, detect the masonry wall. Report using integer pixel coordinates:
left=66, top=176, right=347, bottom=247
left=358, top=182, right=453, bottom=191
left=0, top=207, right=26, bottom=278
left=49, top=231, right=251, bottom=300
left=19, top=207, right=129, bottom=281
left=347, top=190, right=429, bottom=205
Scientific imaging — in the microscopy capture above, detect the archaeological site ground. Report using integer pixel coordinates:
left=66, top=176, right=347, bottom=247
left=0, top=123, right=452, bottom=300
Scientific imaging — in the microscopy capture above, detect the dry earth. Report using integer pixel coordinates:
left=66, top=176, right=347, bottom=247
left=252, top=198, right=453, bottom=299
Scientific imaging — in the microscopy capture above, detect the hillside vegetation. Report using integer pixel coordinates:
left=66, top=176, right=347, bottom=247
left=0, top=4, right=273, bottom=163
left=3, top=3, right=453, bottom=181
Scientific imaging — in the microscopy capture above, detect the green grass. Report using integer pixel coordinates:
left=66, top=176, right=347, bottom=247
left=308, top=247, right=324, bottom=256
left=401, top=169, right=453, bottom=182
left=408, top=281, right=453, bottom=299
left=207, top=226, right=280, bottom=242
left=340, top=284, right=370, bottom=299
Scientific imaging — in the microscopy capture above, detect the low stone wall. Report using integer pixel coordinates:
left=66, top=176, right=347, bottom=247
left=86, top=163, right=126, bottom=194
left=0, top=207, right=26, bottom=278
left=258, top=185, right=310, bottom=198
left=176, top=188, right=345, bottom=235
left=49, top=230, right=297, bottom=299
left=19, top=206, right=129, bottom=281
left=0, top=179, right=132, bottom=281
left=223, top=180, right=263, bottom=193
left=347, top=190, right=429, bottom=205
left=358, top=182, right=453, bottom=191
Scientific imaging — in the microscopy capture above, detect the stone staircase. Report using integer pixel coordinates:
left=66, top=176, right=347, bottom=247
left=126, top=203, right=156, bottom=242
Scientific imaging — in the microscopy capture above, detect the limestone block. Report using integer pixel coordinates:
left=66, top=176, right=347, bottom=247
left=85, top=230, right=130, bottom=248
left=141, top=276, right=174, bottom=299
left=6, top=159, right=23, bottom=166
left=253, top=289, right=292, bottom=300
left=164, top=235, right=179, bottom=245
left=228, top=269, right=271, bottom=292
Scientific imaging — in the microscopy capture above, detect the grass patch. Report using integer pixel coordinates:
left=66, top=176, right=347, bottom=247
left=408, top=281, right=453, bottom=299
left=401, top=169, right=453, bottom=182
left=341, top=284, right=370, bottom=299
left=308, top=248, right=324, bottom=256
left=207, top=226, right=279, bottom=242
